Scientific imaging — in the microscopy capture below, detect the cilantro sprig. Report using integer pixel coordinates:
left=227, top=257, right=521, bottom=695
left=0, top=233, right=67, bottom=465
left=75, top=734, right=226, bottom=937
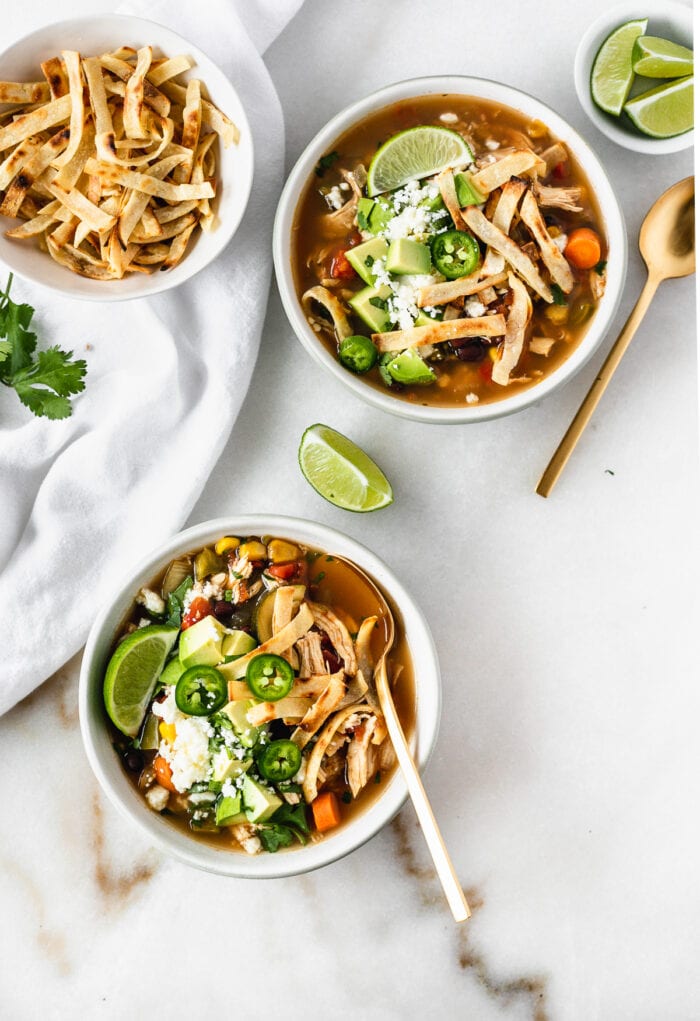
left=0, top=274, right=87, bottom=419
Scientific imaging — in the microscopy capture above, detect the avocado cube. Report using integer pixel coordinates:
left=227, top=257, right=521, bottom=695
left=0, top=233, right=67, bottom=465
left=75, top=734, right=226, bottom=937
left=454, top=172, right=486, bottom=207
left=212, top=747, right=252, bottom=782
left=221, top=629, right=257, bottom=659
left=349, top=284, right=391, bottom=333
left=368, top=198, right=393, bottom=234
left=241, top=775, right=283, bottom=823
left=215, top=794, right=246, bottom=827
left=159, top=656, right=186, bottom=687
left=221, top=699, right=260, bottom=748
left=346, top=237, right=389, bottom=285
left=387, top=348, right=436, bottom=386
left=179, top=615, right=227, bottom=669
left=414, top=309, right=443, bottom=328
left=386, top=238, right=431, bottom=276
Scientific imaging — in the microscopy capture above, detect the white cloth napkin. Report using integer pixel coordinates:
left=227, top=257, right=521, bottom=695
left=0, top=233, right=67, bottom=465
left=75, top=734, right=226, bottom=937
left=0, top=0, right=303, bottom=715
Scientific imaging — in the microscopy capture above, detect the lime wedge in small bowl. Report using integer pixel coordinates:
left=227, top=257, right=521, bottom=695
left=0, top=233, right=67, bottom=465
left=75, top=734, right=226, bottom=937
left=104, top=624, right=179, bottom=736
left=632, top=35, right=694, bottom=78
left=298, top=423, right=393, bottom=512
left=367, top=125, right=473, bottom=197
left=591, top=17, right=648, bottom=115
left=624, top=75, right=694, bottom=138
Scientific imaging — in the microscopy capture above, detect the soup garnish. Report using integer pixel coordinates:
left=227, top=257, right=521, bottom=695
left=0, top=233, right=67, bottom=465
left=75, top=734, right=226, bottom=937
left=292, top=96, right=608, bottom=408
left=103, top=535, right=412, bottom=854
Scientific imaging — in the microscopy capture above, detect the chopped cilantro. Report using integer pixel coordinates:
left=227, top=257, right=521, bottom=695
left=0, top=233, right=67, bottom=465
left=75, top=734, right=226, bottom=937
left=593, top=259, right=607, bottom=275
left=315, top=151, right=339, bottom=177
left=357, top=207, right=370, bottom=231
left=341, top=791, right=352, bottom=804
left=369, top=296, right=388, bottom=310
left=374, top=771, right=381, bottom=784
left=604, top=468, right=615, bottom=476
left=550, top=283, right=566, bottom=306
left=312, top=571, right=326, bottom=584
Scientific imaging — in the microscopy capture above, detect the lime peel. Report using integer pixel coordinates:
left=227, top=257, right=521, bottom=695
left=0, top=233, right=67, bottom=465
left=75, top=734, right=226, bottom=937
left=624, top=75, right=694, bottom=138
left=103, top=624, right=179, bottom=737
left=367, top=125, right=473, bottom=197
left=591, top=18, right=648, bottom=116
left=298, top=423, right=393, bottom=513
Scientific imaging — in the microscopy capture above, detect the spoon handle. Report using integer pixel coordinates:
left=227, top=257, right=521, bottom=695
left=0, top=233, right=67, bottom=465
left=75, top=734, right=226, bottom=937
left=375, top=661, right=471, bottom=923
left=536, top=273, right=661, bottom=497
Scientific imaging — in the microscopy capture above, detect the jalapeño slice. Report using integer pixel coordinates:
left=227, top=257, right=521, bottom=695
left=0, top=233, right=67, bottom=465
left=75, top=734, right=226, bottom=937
left=430, top=230, right=480, bottom=279
left=175, top=665, right=227, bottom=716
left=256, top=739, right=302, bottom=782
left=246, top=654, right=294, bottom=702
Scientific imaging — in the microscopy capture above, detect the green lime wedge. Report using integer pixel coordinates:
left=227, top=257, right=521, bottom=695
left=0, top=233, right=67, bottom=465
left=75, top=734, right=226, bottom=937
left=367, top=126, right=473, bottom=197
left=591, top=18, right=648, bottom=115
left=632, top=35, right=694, bottom=78
left=103, top=624, right=179, bottom=737
left=298, top=423, right=393, bottom=512
left=624, top=75, right=694, bottom=138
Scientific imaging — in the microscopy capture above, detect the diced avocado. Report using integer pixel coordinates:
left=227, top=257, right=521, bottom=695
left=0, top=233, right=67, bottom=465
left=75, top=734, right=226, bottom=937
left=356, top=196, right=375, bottom=230
left=421, top=192, right=447, bottom=213
left=386, top=238, right=432, bottom=276
left=241, top=775, right=283, bottom=823
left=211, top=747, right=252, bottom=782
left=221, top=699, right=260, bottom=748
left=178, top=615, right=227, bottom=668
left=215, top=794, right=246, bottom=827
left=346, top=237, right=389, bottom=285
left=414, top=309, right=442, bottom=328
left=159, top=656, right=186, bottom=687
left=454, top=172, right=486, bottom=207
left=387, top=348, right=437, bottom=386
left=357, top=196, right=393, bottom=235
left=349, top=284, right=391, bottom=333
left=222, top=629, right=257, bottom=659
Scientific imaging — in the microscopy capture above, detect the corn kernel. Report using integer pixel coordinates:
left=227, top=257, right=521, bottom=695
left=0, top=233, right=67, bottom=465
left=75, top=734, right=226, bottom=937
left=238, top=540, right=267, bottom=561
left=267, top=539, right=301, bottom=563
left=215, top=536, right=240, bottom=556
left=159, top=722, right=176, bottom=744
left=527, top=119, right=548, bottom=139
left=545, top=305, right=569, bottom=325
left=547, top=225, right=561, bottom=238
left=488, top=346, right=500, bottom=363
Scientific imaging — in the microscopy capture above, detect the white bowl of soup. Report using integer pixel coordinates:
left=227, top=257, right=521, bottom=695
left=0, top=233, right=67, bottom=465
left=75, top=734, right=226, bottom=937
left=79, top=515, right=440, bottom=878
left=273, top=76, right=627, bottom=423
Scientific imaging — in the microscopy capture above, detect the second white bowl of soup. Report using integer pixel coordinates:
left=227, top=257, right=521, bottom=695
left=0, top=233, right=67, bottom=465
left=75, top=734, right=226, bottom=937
left=273, top=76, right=627, bottom=424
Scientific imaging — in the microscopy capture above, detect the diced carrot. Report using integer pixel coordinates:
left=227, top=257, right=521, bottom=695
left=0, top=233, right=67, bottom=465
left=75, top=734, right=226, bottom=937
left=564, top=228, right=601, bottom=270
left=153, top=755, right=177, bottom=793
left=312, top=791, right=342, bottom=833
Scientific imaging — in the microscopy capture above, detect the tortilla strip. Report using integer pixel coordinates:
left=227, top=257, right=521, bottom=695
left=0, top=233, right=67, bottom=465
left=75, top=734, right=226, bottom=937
left=191, top=132, right=216, bottom=222
left=302, top=285, right=353, bottom=341
left=463, top=205, right=553, bottom=302
left=372, top=314, right=506, bottom=353
left=247, top=698, right=314, bottom=727
left=4, top=199, right=63, bottom=238
left=99, top=54, right=170, bottom=117
left=0, top=95, right=71, bottom=151
left=83, top=56, right=117, bottom=162
left=47, top=182, right=116, bottom=233
left=539, top=142, right=568, bottom=175
left=154, top=199, right=199, bottom=223
left=0, top=134, right=46, bottom=190
left=117, top=152, right=187, bottom=244
left=492, top=273, right=532, bottom=386
left=123, top=46, right=152, bottom=139
left=0, top=128, right=70, bottom=216
left=519, top=190, right=574, bottom=293
left=52, top=119, right=96, bottom=190
left=147, top=55, right=193, bottom=87
left=530, top=335, right=555, bottom=356
left=138, top=205, right=162, bottom=239
left=438, top=169, right=467, bottom=230
left=160, top=80, right=239, bottom=146
left=49, top=217, right=77, bottom=249
left=133, top=243, right=170, bottom=265
left=46, top=235, right=116, bottom=278
left=416, top=270, right=508, bottom=307
left=53, top=52, right=84, bottom=169
left=222, top=603, right=314, bottom=682
left=131, top=213, right=196, bottom=245
left=470, top=150, right=545, bottom=195
left=481, top=179, right=527, bottom=276
left=291, top=671, right=347, bottom=750
left=181, top=78, right=201, bottom=157
left=302, top=703, right=375, bottom=803
left=84, top=157, right=214, bottom=202
left=40, top=57, right=69, bottom=99
left=0, top=82, right=50, bottom=105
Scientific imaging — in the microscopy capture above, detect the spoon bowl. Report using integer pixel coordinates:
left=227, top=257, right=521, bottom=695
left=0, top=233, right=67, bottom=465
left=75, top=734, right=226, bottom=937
left=640, top=176, right=695, bottom=281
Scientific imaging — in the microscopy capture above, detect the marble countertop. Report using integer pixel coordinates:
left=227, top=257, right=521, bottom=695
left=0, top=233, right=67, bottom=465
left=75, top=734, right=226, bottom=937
left=1, top=1, right=697, bottom=1018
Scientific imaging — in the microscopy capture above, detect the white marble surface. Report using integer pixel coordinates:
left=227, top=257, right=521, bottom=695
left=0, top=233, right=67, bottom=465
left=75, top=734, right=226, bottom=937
left=1, top=1, right=698, bottom=1018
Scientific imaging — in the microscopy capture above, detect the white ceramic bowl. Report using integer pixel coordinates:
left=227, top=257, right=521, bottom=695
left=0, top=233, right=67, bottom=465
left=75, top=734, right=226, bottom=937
left=0, top=15, right=254, bottom=301
left=79, top=515, right=441, bottom=878
left=574, top=1, right=694, bottom=155
left=273, top=75, right=627, bottom=425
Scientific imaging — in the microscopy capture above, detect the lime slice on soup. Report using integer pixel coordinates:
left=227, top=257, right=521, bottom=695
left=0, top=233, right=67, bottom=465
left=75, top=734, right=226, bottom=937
left=367, top=126, right=473, bottom=196
left=624, top=75, right=694, bottom=137
left=104, top=624, right=179, bottom=737
left=632, top=35, right=694, bottom=78
left=591, top=18, right=648, bottom=115
left=298, top=423, right=393, bottom=512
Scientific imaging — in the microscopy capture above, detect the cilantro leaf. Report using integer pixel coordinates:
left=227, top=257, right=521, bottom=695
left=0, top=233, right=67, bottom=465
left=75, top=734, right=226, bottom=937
left=315, top=150, right=339, bottom=177
left=593, top=259, right=607, bottom=276
left=357, top=207, right=370, bottom=231
left=550, top=283, right=566, bottom=306
left=258, top=824, right=296, bottom=853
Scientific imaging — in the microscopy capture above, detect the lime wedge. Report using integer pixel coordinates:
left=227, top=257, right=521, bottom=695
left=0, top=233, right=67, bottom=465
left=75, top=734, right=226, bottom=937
left=103, top=624, right=179, bottom=737
left=298, top=423, right=393, bottom=512
left=632, top=35, right=694, bottom=78
left=624, top=75, right=694, bottom=138
left=367, top=126, right=473, bottom=197
left=591, top=18, right=648, bottom=115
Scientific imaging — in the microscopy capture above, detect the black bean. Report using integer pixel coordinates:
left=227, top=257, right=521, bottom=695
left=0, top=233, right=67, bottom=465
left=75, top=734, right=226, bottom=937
left=455, top=340, right=486, bottom=362
left=212, top=600, right=233, bottom=620
left=124, top=749, right=144, bottom=773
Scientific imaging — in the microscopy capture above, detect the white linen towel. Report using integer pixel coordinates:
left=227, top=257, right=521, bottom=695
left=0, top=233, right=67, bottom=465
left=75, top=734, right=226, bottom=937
left=0, top=0, right=304, bottom=714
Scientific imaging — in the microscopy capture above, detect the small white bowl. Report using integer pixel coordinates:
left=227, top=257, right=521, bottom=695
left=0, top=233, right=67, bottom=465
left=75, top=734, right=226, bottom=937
left=0, top=15, right=254, bottom=301
left=79, top=515, right=441, bottom=879
left=273, top=75, right=627, bottom=425
left=574, top=1, right=694, bottom=154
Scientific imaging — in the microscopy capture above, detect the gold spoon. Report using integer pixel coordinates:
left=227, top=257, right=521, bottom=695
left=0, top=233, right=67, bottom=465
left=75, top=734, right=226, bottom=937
left=337, top=555, right=471, bottom=923
left=537, top=177, right=695, bottom=498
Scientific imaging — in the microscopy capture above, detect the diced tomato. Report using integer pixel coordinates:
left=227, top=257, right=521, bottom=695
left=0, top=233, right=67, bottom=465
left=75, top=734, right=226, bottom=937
left=553, top=161, right=567, bottom=179
left=267, top=560, right=306, bottom=582
left=181, top=596, right=213, bottom=630
left=479, top=359, right=493, bottom=382
left=330, top=250, right=356, bottom=280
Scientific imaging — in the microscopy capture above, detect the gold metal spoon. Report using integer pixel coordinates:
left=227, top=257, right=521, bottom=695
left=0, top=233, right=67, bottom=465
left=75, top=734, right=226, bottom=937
left=537, top=176, right=695, bottom=498
left=337, top=555, right=471, bottom=923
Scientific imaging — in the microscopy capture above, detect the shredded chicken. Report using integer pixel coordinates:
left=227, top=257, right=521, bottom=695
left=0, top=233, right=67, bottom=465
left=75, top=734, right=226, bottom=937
left=296, top=630, right=326, bottom=677
left=307, top=601, right=357, bottom=675
left=231, top=823, right=261, bottom=855
left=321, top=165, right=366, bottom=235
left=533, top=181, right=584, bottom=213
left=346, top=715, right=379, bottom=797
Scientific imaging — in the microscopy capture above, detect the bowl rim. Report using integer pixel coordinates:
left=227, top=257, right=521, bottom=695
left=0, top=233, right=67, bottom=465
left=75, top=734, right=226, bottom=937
left=573, top=0, right=694, bottom=155
left=273, top=73, right=628, bottom=425
left=0, top=13, right=254, bottom=302
left=78, top=514, right=442, bottom=879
